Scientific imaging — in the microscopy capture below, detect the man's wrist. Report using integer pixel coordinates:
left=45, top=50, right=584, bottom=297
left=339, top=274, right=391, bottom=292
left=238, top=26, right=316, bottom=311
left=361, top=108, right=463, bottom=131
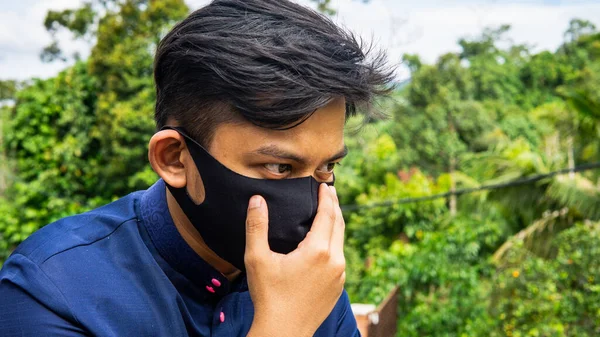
left=247, top=317, right=313, bottom=337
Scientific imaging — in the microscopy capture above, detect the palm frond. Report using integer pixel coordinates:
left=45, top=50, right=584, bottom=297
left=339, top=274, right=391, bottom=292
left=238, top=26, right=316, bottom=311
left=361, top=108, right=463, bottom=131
left=546, top=175, right=600, bottom=220
left=492, top=207, right=571, bottom=263
left=559, top=88, right=600, bottom=120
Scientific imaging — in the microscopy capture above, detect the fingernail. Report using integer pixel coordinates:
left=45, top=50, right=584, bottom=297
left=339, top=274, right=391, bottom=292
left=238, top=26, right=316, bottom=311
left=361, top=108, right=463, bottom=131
left=249, top=196, right=262, bottom=209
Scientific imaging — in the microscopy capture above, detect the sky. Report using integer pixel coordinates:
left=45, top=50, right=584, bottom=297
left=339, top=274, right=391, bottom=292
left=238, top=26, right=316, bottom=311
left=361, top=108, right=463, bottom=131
left=1, top=0, right=600, bottom=81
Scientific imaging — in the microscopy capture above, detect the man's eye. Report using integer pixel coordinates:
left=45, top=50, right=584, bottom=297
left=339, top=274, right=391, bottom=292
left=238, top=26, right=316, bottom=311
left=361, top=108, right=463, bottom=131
left=264, top=163, right=292, bottom=174
left=318, top=162, right=339, bottom=173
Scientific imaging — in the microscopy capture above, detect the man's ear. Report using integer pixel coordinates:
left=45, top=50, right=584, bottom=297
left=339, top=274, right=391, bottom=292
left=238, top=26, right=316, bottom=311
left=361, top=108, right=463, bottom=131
left=148, top=130, right=188, bottom=188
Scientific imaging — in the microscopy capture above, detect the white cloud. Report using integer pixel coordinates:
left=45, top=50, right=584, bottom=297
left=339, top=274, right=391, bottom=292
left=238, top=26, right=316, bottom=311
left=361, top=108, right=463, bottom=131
left=1, top=0, right=599, bottom=81
left=331, top=0, right=600, bottom=79
left=0, top=0, right=89, bottom=79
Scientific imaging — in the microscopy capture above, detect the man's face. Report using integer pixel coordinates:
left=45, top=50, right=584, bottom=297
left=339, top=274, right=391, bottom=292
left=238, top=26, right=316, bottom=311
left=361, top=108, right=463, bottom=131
left=185, top=97, right=347, bottom=203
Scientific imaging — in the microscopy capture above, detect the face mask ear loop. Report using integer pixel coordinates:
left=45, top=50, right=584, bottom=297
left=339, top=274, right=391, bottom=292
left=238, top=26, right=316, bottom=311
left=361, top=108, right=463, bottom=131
left=160, top=126, right=211, bottom=206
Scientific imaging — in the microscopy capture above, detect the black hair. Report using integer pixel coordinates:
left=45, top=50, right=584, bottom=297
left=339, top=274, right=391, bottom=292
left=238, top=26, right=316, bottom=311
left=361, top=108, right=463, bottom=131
left=154, top=0, right=394, bottom=147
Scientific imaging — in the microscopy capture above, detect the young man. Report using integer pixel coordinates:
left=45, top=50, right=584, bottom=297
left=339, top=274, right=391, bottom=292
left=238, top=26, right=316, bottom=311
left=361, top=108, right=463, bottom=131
left=0, top=0, right=392, bottom=336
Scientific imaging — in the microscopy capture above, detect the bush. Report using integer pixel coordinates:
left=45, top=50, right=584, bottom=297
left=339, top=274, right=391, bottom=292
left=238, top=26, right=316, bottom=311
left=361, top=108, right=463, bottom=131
left=0, top=62, right=157, bottom=263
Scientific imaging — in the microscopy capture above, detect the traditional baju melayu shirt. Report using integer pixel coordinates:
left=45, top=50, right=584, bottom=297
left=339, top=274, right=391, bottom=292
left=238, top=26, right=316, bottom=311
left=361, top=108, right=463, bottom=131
left=0, top=179, right=359, bottom=336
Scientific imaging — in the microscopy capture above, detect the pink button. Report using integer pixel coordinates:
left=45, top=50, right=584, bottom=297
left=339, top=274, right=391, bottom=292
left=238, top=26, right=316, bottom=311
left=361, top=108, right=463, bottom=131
left=219, top=311, right=225, bottom=323
left=206, top=286, right=215, bottom=293
left=211, top=278, right=222, bottom=287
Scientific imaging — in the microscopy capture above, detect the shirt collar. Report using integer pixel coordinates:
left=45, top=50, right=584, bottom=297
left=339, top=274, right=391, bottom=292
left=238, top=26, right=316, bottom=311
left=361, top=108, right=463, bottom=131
left=138, top=179, right=240, bottom=296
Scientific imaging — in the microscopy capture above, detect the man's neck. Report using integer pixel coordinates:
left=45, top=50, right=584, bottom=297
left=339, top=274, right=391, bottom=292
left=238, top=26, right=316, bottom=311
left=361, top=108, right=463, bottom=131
left=165, top=188, right=241, bottom=281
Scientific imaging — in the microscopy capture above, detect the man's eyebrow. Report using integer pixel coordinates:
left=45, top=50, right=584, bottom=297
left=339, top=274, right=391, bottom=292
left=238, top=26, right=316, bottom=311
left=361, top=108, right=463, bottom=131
left=254, top=145, right=307, bottom=163
left=326, top=145, right=348, bottom=163
left=253, top=144, right=348, bottom=163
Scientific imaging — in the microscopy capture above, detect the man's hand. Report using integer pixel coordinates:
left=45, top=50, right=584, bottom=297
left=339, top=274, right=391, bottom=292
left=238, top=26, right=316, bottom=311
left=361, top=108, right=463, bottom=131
left=245, top=183, right=346, bottom=337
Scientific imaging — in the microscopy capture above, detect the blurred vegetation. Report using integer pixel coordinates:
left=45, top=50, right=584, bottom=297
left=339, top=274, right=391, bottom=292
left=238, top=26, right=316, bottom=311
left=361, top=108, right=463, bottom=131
left=1, top=1, right=600, bottom=336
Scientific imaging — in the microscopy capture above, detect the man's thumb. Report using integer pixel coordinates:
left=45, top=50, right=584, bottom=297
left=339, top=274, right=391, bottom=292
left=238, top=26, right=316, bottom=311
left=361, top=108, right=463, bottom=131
left=245, top=195, right=269, bottom=256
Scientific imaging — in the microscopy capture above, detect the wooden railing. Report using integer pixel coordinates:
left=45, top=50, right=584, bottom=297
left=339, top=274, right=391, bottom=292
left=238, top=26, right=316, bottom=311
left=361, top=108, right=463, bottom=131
left=353, top=286, right=399, bottom=337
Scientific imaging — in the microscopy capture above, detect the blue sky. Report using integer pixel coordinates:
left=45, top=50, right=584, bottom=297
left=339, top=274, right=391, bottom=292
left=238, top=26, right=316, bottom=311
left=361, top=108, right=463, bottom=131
left=1, top=0, right=600, bottom=80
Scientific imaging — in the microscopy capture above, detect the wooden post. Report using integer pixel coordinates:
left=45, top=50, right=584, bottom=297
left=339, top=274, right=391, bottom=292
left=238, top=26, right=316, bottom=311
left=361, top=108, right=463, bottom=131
left=448, top=110, right=457, bottom=216
left=449, top=156, right=457, bottom=216
left=352, top=287, right=399, bottom=337
left=567, top=134, right=575, bottom=180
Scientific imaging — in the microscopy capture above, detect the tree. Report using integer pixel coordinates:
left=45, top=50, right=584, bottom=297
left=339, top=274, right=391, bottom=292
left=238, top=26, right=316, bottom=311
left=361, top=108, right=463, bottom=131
left=0, top=63, right=99, bottom=261
left=342, top=21, right=600, bottom=336
left=0, top=80, right=20, bottom=101
left=564, top=19, right=596, bottom=44
left=0, top=0, right=190, bottom=262
left=3, top=3, right=600, bottom=335
left=310, top=0, right=371, bottom=16
left=311, top=0, right=336, bottom=16
left=42, top=0, right=188, bottom=193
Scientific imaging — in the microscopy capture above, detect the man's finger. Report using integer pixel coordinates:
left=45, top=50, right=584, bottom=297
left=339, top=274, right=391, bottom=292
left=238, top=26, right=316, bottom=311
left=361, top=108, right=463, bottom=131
left=304, top=183, right=336, bottom=247
left=245, top=195, right=270, bottom=261
left=329, top=186, right=345, bottom=257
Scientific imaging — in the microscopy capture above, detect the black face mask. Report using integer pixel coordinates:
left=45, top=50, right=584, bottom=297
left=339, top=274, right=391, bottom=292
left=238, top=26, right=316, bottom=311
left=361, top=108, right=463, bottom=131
left=162, top=126, right=333, bottom=271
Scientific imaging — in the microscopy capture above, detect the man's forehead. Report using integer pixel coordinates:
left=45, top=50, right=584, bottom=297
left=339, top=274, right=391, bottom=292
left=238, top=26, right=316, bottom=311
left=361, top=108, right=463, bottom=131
left=208, top=97, right=346, bottom=155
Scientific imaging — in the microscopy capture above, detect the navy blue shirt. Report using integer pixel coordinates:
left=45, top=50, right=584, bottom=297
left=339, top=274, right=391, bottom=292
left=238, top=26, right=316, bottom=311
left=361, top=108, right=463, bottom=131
left=0, top=180, right=359, bottom=336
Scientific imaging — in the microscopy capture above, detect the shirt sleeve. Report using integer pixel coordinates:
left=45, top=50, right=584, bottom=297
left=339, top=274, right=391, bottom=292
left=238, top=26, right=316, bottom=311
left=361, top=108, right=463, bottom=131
left=336, top=290, right=362, bottom=337
left=0, top=254, right=88, bottom=336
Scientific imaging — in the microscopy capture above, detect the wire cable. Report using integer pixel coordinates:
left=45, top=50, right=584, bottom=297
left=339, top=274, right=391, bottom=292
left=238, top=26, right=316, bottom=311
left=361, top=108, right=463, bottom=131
left=341, top=162, right=600, bottom=212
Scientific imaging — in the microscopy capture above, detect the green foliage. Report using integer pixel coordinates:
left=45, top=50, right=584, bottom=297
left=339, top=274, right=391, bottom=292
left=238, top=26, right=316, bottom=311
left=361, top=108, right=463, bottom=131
left=350, top=212, right=507, bottom=336
left=310, top=0, right=371, bottom=15
left=346, top=170, right=446, bottom=254
left=311, top=0, right=336, bottom=16
left=1, top=0, right=189, bottom=262
left=2, top=1, right=600, bottom=335
left=490, top=223, right=600, bottom=336
left=0, top=80, right=21, bottom=100
left=340, top=20, right=600, bottom=337
left=1, top=63, right=102, bottom=260
left=336, top=120, right=402, bottom=204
